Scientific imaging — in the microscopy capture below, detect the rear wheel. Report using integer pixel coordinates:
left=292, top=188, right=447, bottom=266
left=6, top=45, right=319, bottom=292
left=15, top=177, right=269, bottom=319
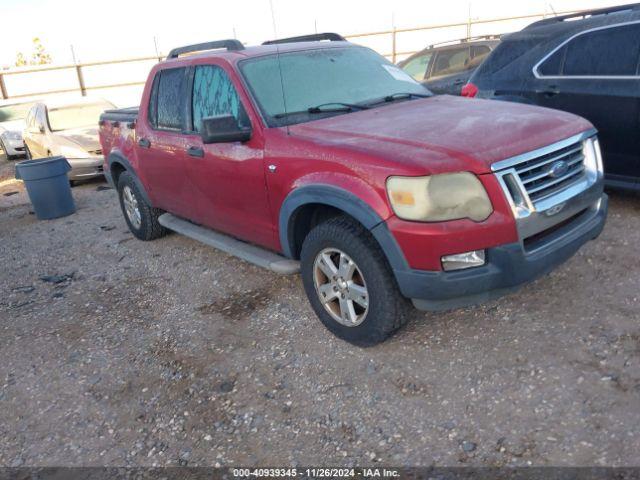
left=117, top=171, right=166, bottom=241
left=300, top=216, right=411, bottom=346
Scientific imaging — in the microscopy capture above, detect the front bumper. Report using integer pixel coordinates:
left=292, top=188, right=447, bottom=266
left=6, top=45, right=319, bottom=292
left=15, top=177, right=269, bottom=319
left=67, top=156, right=104, bottom=181
left=396, top=194, right=608, bottom=311
left=2, top=138, right=25, bottom=157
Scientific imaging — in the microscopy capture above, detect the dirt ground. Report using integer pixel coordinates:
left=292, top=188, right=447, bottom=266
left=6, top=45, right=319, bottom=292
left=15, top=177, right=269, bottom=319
left=1, top=151, right=639, bottom=468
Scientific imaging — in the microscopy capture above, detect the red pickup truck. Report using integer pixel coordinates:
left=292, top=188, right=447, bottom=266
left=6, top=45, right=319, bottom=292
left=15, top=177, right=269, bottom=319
left=99, top=34, right=607, bottom=346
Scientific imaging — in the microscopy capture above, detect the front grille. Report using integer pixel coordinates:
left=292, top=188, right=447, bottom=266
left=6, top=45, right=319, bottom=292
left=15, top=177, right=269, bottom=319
left=512, top=140, right=585, bottom=202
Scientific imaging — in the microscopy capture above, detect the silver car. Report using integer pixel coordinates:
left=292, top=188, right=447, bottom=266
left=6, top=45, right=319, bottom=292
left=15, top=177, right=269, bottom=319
left=0, top=100, right=36, bottom=159
left=23, top=97, right=115, bottom=183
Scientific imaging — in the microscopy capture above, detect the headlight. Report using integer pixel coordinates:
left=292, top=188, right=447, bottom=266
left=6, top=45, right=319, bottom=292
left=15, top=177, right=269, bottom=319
left=59, top=145, right=90, bottom=159
left=583, top=136, right=603, bottom=178
left=386, top=173, right=493, bottom=222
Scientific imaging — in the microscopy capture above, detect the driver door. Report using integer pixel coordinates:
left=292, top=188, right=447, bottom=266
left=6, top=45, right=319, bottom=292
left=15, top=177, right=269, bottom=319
left=25, top=105, right=48, bottom=157
left=183, top=63, right=274, bottom=249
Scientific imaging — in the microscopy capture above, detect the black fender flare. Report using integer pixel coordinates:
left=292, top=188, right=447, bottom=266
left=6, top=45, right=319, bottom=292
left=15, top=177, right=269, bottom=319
left=278, top=184, right=409, bottom=272
left=106, top=152, right=153, bottom=206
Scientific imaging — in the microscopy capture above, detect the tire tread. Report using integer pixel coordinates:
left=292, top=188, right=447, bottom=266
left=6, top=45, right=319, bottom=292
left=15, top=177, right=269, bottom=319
left=300, top=215, right=411, bottom=346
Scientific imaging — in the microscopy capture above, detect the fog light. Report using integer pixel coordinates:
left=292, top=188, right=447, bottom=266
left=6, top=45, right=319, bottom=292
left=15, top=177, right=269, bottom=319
left=441, top=250, right=486, bottom=271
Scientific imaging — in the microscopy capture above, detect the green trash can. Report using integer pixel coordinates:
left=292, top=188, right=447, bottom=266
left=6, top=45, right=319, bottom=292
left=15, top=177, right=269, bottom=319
left=15, top=156, right=76, bottom=220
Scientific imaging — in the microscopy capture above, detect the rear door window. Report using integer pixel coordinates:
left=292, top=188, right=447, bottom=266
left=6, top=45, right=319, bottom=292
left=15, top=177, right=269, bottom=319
left=430, top=47, right=471, bottom=78
left=540, top=23, right=640, bottom=77
left=191, top=65, right=249, bottom=133
left=149, top=67, right=186, bottom=130
left=401, top=53, right=432, bottom=80
left=538, top=47, right=565, bottom=76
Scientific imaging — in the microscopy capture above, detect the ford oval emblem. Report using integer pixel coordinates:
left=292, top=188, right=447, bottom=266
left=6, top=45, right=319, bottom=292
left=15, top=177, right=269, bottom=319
left=548, top=160, right=570, bottom=178
left=545, top=203, right=566, bottom=216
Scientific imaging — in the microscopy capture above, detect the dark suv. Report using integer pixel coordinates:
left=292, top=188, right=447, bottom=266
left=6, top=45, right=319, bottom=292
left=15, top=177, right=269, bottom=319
left=465, top=4, right=640, bottom=191
left=398, top=36, right=500, bottom=95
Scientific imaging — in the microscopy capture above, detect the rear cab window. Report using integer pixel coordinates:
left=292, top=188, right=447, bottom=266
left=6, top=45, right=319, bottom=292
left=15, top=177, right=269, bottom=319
left=148, top=67, right=187, bottom=130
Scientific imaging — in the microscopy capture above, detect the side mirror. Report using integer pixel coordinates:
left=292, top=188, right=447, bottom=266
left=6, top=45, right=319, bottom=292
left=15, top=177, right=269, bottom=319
left=201, top=115, right=251, bottom=144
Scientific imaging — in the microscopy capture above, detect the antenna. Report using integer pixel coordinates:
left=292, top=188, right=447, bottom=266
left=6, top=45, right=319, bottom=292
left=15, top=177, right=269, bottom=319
left=548, top=3, right=558, bottom=16
left=153, top=36, right=161, bottom=61
left=268, top=0, right=290, bottom=135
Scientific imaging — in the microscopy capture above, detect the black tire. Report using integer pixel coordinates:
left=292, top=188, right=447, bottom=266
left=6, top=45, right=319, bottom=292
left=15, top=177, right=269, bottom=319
left=117, top=171, right=166, bottom=241
left=24, top=145, right=31, bottom=160
left=300, top=215, right=411, bottom=346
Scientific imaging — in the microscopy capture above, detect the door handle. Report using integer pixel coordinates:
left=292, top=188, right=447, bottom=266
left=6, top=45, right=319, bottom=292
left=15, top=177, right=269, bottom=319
left=187, top=146, right=204, bottom=158
left=453, top=79, right=465, bottom=85
left=138, top=137, right=150, bottom=148
left=538, top=85, right=560, bottom=98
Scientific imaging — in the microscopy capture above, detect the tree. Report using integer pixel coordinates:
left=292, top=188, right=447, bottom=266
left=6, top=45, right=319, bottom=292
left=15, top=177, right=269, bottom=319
left=15, top=38, right=52, bottom=67
left=30, top=38, right=52, bottom=65
left=15, top=52, right=27, bottom=67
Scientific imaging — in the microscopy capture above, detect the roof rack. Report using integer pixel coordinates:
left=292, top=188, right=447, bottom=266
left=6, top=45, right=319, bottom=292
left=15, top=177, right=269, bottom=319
left=262, top=32, right=346, bottom=45
left=427, top=34, right=501, bottom=49
left=166, top=39, right=245, bottom=59
left=527, top=3, right=640, bottom=28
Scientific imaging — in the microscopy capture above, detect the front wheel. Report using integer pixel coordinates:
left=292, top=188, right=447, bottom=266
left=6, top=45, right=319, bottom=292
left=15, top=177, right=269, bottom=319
left=117, top=171, right=166, bottom=241
left=300, top=216, right=411, bottom=346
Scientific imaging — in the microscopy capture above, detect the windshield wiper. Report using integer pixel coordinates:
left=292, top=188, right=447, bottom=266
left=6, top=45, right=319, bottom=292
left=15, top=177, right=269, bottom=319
left=273, top=102, right=369, bottom=120
left=362, top=92, right=431, bottom=108
left=383, top=92, right=432, bottom=102
left=307, top=102, right=369, bottom=113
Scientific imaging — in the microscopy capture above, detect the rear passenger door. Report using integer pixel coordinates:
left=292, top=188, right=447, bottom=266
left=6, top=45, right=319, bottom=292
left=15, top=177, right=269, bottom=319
left=183, top=63, right=274, bottom=248
left=533, top=23, right=640, bottom=183
left=137, top=67, right=196, bottom=219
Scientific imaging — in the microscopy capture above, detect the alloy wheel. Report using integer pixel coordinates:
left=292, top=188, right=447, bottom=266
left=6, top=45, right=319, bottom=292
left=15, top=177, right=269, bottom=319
left=313, top=248, right=369, bottom=326
left=122, top=185, right=142, bottom=229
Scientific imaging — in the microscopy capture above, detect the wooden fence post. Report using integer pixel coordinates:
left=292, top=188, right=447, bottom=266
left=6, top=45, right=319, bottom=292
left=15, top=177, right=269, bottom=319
left=0, top=74, right=7, bottom=99
left=75, top=64, right=86, bottom=96
left=392, top=28, right=397, bottom=63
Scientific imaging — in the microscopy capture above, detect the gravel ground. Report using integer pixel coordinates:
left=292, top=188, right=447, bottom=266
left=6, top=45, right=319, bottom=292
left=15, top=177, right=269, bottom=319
left=1, top=152, right=639, bottom=468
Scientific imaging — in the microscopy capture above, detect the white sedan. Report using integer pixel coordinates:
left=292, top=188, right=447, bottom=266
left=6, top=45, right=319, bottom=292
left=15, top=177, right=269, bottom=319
left=0, top=100, right=35, bottom=159
left=23, top=97, right=115, bottom=183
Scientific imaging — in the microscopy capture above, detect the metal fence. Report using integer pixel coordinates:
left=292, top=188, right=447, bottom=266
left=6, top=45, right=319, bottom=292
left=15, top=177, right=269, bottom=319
left=0, top=8, right=578, bottom=101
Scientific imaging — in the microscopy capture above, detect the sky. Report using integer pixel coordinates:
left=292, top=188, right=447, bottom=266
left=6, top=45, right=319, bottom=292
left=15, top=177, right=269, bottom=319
left=0, top=0, right=626, bottom=66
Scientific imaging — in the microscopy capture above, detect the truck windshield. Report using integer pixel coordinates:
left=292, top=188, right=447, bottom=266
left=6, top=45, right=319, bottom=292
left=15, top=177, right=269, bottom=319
left=240, top=47, right=431, bottom=127
left=48, top=101, right=114, bottom=131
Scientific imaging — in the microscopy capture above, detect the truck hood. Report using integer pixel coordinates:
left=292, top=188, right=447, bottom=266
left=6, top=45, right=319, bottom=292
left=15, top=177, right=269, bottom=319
left=56, top=126, right=101, bottom=152
left=288, top=95, right=593, bottom=174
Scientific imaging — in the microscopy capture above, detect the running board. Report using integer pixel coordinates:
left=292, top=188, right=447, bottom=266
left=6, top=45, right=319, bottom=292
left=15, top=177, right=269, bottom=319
left=158, top=213, right=300, bottom=275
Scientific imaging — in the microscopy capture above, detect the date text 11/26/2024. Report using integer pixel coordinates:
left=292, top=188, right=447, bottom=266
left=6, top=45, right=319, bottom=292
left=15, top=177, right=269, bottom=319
left=232, top=468, right=401, bottom=477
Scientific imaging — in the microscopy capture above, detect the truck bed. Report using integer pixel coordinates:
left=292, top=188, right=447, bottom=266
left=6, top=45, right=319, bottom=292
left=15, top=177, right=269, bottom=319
left=98, top=107, right=139, bottom=174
